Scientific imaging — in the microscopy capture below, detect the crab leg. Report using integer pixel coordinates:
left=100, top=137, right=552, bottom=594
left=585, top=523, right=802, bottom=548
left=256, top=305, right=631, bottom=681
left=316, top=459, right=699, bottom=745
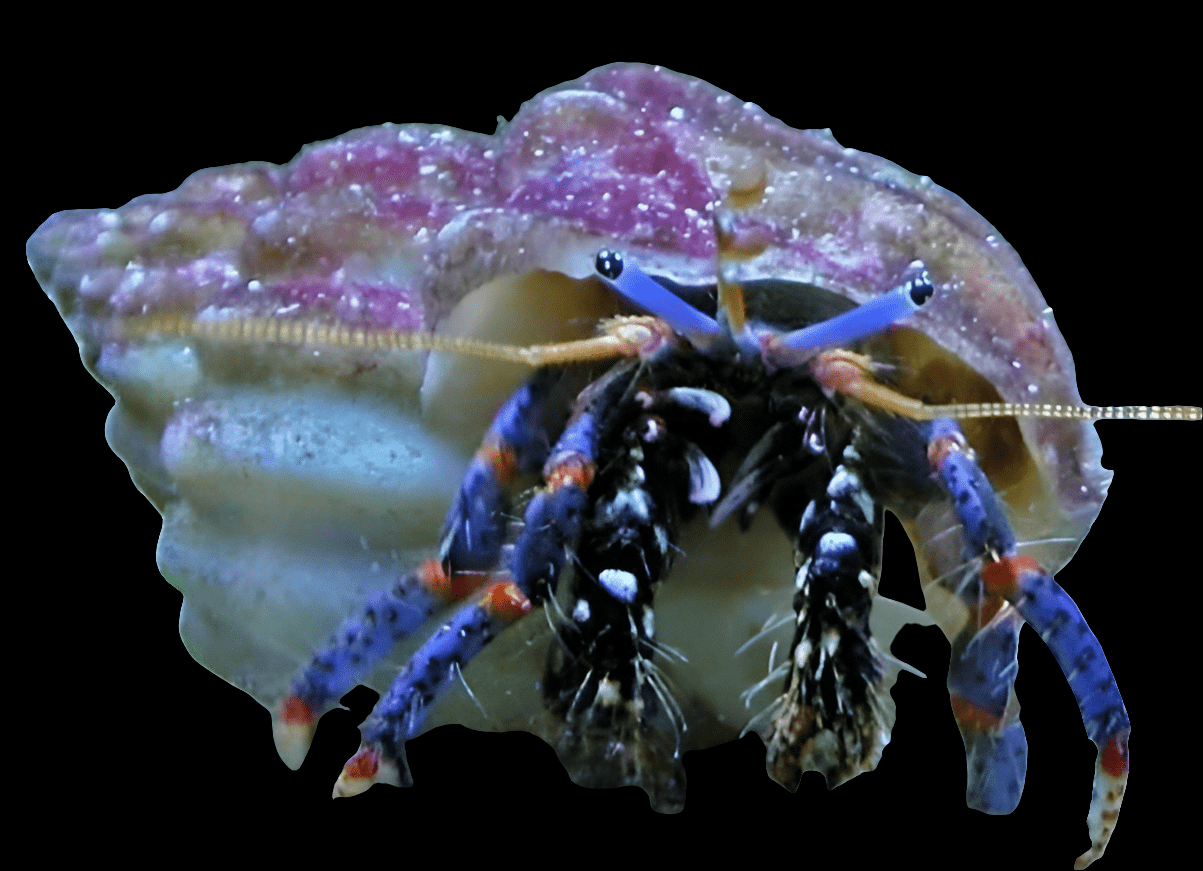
left=332, top=580, right=536, bottom=795
left=437, top=369, right=560, bottom=573
left=756, top=441, right=892, bottom=790
left=946, top=603, right=1030, bottom=814
left=271, top=371, right=560, bottom=767
left=332, top=364, right=636, bottom=796
left=921, top=418, right=1031, bottom=814
left=929, top=420, right=1129, bottom=869
left=546, top=399, right=723, bottom=811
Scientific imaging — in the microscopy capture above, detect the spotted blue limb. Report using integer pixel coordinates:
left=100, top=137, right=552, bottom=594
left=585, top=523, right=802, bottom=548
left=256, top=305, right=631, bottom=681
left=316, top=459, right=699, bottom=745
left=946, top=607, right=1029, bottom=814
left=333, top=580, right=536, bottom=794
left=928, top=420, right=1129, bottom=869
left=271, top=371, right=560, bottom=767
left=439, top=368, right=560, bottom=572
left=924, top=416, right=1034, bottom=811
left=332, top=363, right=637, bottom=795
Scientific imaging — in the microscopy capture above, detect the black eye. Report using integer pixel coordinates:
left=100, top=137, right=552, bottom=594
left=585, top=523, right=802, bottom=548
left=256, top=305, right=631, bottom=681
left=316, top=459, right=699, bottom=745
left=908, top=270, right=934, bottom=305
left=595, top=249, right=624, bottom=280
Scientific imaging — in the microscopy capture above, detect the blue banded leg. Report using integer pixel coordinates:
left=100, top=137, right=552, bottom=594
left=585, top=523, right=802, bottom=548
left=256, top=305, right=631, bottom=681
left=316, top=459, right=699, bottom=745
left=272, top=560, right=482, bottom=768
left=438, top=369, right=560, bottom=572
left=332, top=364, right=635, bottom=795
left=272, top=371, right=559, bottom=767
left=757, top=443, right=891, bottom=790
left=924, top=420, right=1031, bottom=810
left=946, top=604, right=1029, bottom=814
left=929, top=422, right=1129, bottom=869
left=983, top=557, right=1130, bottom=869
left=333, top=580, right=535, bottom=795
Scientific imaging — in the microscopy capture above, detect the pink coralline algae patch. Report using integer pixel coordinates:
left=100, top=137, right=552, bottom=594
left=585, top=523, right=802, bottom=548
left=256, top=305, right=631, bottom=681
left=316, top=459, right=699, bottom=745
left=30, top=63, right=1067, bottom=389
left=496, top=91, right=717, bottom=253
left=29, top=62, right=1109, bottom=534
left=25, top=66, right=914, bottom=343
left=30, top=64, right=757, bottom=343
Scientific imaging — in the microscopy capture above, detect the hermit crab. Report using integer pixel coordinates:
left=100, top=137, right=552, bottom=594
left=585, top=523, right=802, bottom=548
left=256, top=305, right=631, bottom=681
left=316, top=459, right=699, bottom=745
left=28, top=64, right=1196, bottom=866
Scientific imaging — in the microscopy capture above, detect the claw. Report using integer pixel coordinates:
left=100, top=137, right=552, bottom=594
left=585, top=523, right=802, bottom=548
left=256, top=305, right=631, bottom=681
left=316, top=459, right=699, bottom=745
left=332, top=744, right=406, bottom=798
left=1075, top=731, right=1128, bottom=868
left=272, top=695, right=320, bottom=770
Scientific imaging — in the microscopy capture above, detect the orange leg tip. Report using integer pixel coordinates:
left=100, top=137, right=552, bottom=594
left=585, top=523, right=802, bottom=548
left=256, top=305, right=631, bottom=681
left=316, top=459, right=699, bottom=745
left=344, top=747, right=380, bottom=779
left=332, top=746, right=404, bottom=797
left=272, top=696, right=318, bottom=770
left=1101, top=731, right=1130, bottom=777
left=332, top=747, right=381, bottom=798
left=280, top=695, right=315, bottom=725
left=1075, top=732, right=1129, bottom=868
left=482, top=581, right=532, bottom=622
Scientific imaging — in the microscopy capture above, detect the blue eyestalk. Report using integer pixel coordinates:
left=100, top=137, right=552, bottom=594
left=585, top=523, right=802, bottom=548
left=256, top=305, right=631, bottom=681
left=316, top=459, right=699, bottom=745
left=594, top=249, right=723, bottom=343
left=775, top=261, right=934, bottom=355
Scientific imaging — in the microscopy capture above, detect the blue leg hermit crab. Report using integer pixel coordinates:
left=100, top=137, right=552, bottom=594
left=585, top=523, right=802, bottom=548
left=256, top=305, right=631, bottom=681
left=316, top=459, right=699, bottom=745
left=28, top=64, right=1197, bottom=866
